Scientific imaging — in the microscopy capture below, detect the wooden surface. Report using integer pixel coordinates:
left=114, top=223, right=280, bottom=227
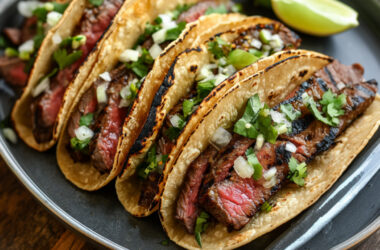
left=0, top=156, right=378, bottom=249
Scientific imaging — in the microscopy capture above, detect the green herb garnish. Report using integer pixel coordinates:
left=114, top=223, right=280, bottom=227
left=287, top=157, right=307, bottom=186
left=172, top=4, right=192, bottom=20
left=261, top=201, right=273, bottom=212
left=53, top=48, right=82, bottom=70
left=183, top=99, right=196, bottom=118
left=246, top=148, right=263, bottom=180
left=207, top=37, right=230, bottom=59
left=89, top=0, right=103, bottom=7
left=205, top=4, right=228, bottom=15
left=70, top=137, right=91, bottom=151
left=79, top=113, right=94, bottom=127
left=135, top=22, right=162, bottom=46
left=280, top=103, right=301, bottom=121
left=165, top=21, right=186, bottom=41
left=125, top=48, right=154, bottom=78
left=194, top=211, right=210, bottom=248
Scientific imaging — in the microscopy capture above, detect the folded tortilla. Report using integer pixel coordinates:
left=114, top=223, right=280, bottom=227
left=11, top=0, right=134, bottom=151
left=159, top=50, right=380, bottom=249
left=56, top=0, right=245, bottom=191
left=115, top=17, right=302, bottom=217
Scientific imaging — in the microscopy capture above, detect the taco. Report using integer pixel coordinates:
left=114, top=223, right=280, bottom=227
left=159, top=50, right=380, bottom=249
left=115, top=17, right=301, bottom=217
left=11, top=0, right=131, bottom=151
left=0, top=0, right=71, bottom=88
left=56, top=0, right=245, bottom=190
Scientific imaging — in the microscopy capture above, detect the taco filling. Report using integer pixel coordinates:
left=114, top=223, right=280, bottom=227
left=67, top=0, right=241, bottom=173
left=30, top=0, right=124, bottom=143
left=135, top=22, right=301, bottom=209
left=0, top=1, right=69, bottom=87
left=174, top=60, right=377, bottom=246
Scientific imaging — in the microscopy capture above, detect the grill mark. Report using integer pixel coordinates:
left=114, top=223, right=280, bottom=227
left=351, top=95, right=366, bottom=108
left=324, top=67, right=338, bottom=87
left=314, top=127, right=339, bottom=158
left=275, top=144, right=291, bottom=165
left=355, top=84, right=375, bottom=97
left=276, top=80, right=312, bottom=106
left=316, top=78, right=329, bottom=92
left=290, top=115, right=313, bottom=135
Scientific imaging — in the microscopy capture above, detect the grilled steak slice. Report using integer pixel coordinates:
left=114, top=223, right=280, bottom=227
left=178, top=0, right=220, bottom=23
left=3, top=28, right=21, bottom=45
left=31, top=0, right=123, bottom=143
left=176, top=146, right=218, bottom=233
left=0, top=57, right=27, bottom=87
left=138, top=171, right=161, bottom=209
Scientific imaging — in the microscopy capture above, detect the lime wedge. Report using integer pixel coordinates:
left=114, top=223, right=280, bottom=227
left=271, top=0, right=359, bottom=36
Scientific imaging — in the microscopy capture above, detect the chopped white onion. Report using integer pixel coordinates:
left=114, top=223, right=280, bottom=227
left=276, top=123, right=288, bottom=134
left=263, top=167, right=277, bottom=180
left=159, top=14, right=177, bottom=30
left=263, top=176, right=277, bottom=188
left=233, top=156, right=254, bottom=178
left=72, top=35, right=86, bottom=49
left=337, top=82, right=345, bottom=90
left=250, top=39, right=262, bottom=49
left=75, top=126, right=94, bottom=141
left=119, top=98, right=131, bottom=108
left=269, top=34, right=283, bottom=49
left=18, top=1, right=43, bottom=17
left=254, top=134, right=264, bottom=151
left=32, top=77, right=50, bottom=97
left=214, top=74, right=227, bottom=86
left=96, top=83, right=108, bottom=103
left=262, top=44, right=271, bottom=51
left=152, top=28, right=167, bottom=44
left=222, top=64, right=236, bottom=76
left=2, top=128, right=17, bottom=144
left=270, top=110, right=286, bottom=124
left=285, top=142, right=297, bottom=153
left=52, top=33, right=62, bottom=44
left=47, top=11, right=62, bottom=27
left=19, top=40, right=34, bottom=53
left=210, top=127, right=232, bottom=149
left=119, top=49, right=140, bottom=62
left=149, top=43, right=163, bottom=59
left=218, top=57, right=227, bottom=66
left=169, top=115, right=182, bottom=128
left=196, top=65, right=214, bottom=81
left=120, top=82, right=132, bottom=100
left=44, top=2, right=54, bottom=11
left=99, top=72, right=111, bottom=82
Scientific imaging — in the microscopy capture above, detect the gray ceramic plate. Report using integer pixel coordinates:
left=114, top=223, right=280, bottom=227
left=0, top=0, right=379, bottom=249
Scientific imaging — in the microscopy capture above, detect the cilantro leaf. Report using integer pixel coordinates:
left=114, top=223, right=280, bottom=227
left=205, top=4, right=228, bottom=15
left=207, top=37, right=230, bottom=59
left=135, top=22, right=161, bottom=46
left=257, top=110, right=278, bottom=143
left=183, top=99, right=195, bottom=118
left=53, top=49, right=82, bottom=70
left=261, top=201, right=272, bottom=212
left=165, top=126, right=181, bottom=141
left=165, top=21, right=186, bottom=41
left=89, top=0, right=103, bottom=7
left=280, top=104, right=301, bottom=121
left=33, top=34, right=45, bottom=50
left=70, top=137, right=91, bottom=151
left=32, top=7, right=48, bottom=22
left=194, top=211, right=209, bottom=247
left=246, top=148, right=263, bottom=180
left=287, top=157, right=307, bottom=186
left=138, top=144, right=157, bottom=179
left=197, top=80, right=215, bottom=99
left=125, top=48, right=153, bottom=78
left=79, top=113, right=94, bottom=127
left=52, top=3, right=69, bottom=13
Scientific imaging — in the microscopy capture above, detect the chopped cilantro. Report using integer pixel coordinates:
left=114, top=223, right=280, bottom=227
left=125, top=48, right=153, bottom=78
left=165, top=21, right=186, bottom=41
left=205, top=4, right=228, bottom=15
left=5, top=47, right=18, bottom=57
left=261, top=201, right=272, bottom=212
left=207, top=37, right=230, bottom=59
left=37, top=68, right=58, bottom=83
left=197, top=80, right=215, bottom=99
left=183, top=99, right=195, bottom=118
left=287, top=157, right=307, bottom=186
left=79, top=113, right=94, bottom=127
left=165, top=116, right=185, bottom=141
left=135, top=22, right=162, bottom=46
left=33, top=7, right=48, bottom=22
left=53, top=48, right=82, bottom=70
left=246, top=148, right=263, bottom=180
left=89, top=0, right=103, bottom=7
left=33, top=34, right=45, bottom=50
left=154, top=16, right=162, bottom=25
left=194, top=211, right=209, bottom=248
left=280, top=104, right=301, bottom=121
left=52, top=2, right=69, bottom=13
left=171, top=4, right=193, bottom=20
left=137, top=145, right=168, bottom=179
left=0, top=36, right=8, bottom=49
left=70, top=137, right=91, bottom=151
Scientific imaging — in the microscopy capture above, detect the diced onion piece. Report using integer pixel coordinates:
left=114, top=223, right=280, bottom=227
left=18, top=1, right=42, bottom=17
left=233, top=156, right=254, bottom=178
left=119, top=49, right=139, bottom=62
left=149, top=43, right=163, bottom=59
left=285, top=142, right=297, bottom=153
left=276, top=123, right=288, bottom=134
left=44, top=2, right=54, bottom=11
left=75, top=126, right=94, bottom=141
left=263, top=167, right=277, bottom=180
left=222, top=64, right=236, bottom=76
left=218, top=57, right=227, bottom=66
left=196, top=65, right=214, bottom=81
left=262, top=45, right=271, bottom=51
left=19, top=40, right=34, bottom=53
left=96, top=83, right=108, bottom=103
left=152, top=28, right=167, bottom=44
left=254, top=134, right=264, bottom=151
left=159, top=14, right=177, bottom=30
left=263, top=176, right=277, bottom=188
left=72, top=35, right=86, bottom=49
left=2, top=128, right=17, bottom=144
left=119, top=98, right=131, bottom=108
left=47, top=11, right=62, bottom=27
left=99, top=71, right=111, bottom=82
left=32, top=77, right=50, bottom=97
left=269, top=34, right=283, bottom=49
left=270, top=110, right=286, bottom=124
left=169, top=115, right=182, bottom=128
left=52, top=33, right=62, bottom=44
left=214, top=74, right=227, bottom=86
left=210, top=127, right=232, bottom=149
left=259, top=29, right=272, bottom=44
left=120, top=83, right=132, bottom=100
left=337, top=82, right=345, bottom=90
left=250, top=39, right=262, bottom=49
